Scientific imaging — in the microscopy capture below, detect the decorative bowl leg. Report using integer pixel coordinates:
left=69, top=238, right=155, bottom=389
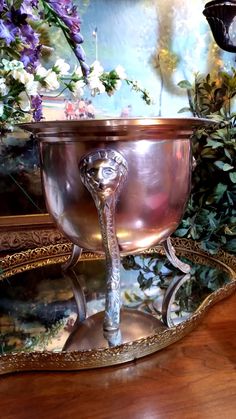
left=63, top=147, right=191, bottom=345
left=62, top=148, right=164, bottom=350
left=80, top=149, right=128, bottom=332
left=163, top=237, right=191, bottom=274
left=62, top=244, right=82, bottom=271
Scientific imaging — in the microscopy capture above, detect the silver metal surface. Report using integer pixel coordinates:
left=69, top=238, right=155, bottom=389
left=163, top=237, right=191, bottom=273
left=21, top=118, right=211, bottom=255
left=20, top=118, right=212, bottom=341
left=63, top=308, right=166, bottom=351
left=62, top=268, right=87, bottom=324
left=62, top=244, right=82, bottom=270
left=80, top=149, right=128, bottom=331
left=162, top=273, right=191, bottom=327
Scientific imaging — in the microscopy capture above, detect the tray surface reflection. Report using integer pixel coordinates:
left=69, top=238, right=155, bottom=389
left=0, top=239, right=235, bottom=374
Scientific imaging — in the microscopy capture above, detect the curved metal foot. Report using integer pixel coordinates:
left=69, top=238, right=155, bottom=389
left=162, top=273, right=191, bottom=328
left=62, top=268, right=87, bottom=352
left=62, top=244, right=82, bottom=271
left=63, top=268, right=87, bottom=324
left=163, top=237, right=191, bottom=274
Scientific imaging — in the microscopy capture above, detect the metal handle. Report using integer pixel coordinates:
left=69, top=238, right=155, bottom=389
left=80, top=149, right=128, bottom=332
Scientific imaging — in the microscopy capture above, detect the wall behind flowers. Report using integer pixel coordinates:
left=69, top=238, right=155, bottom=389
left=1, top=0, right=235, bottom=216
left=43, top=0, right=235, bottom=118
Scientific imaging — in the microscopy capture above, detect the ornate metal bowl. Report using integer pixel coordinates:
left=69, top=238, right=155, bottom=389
left=21, top=118, right=209, bottom=254
left=21, top=118, right=211, bottom=346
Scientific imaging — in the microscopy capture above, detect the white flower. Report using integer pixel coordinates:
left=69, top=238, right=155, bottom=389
left=10, top=68, right=39, bottom=95
left=87, top=61, right=106, bottom=95
left=54, top=58, right=70, bottom=75
left=36, top=65, right=48, bottom=78
left=43, top=70, right=60, bottom=90
left=115, top=65, right=127, bottom=80
left=73, top=65, right=83, bottom=78
left=89, top=60, right=104, bottom=78
left=19, top=92, right=30, bottom=111
left=25, top=79, right=39, bottom=96
left=71, top=80, right=85, bottom=98
left=37, top=67, right=60, bottom=91
left=0, top=78, right=9, bottom=96
left=0, top=102, right=4, bottom=116
left=11, top=68, right=34, bottom=86
left=88, top=76, right=105, bottom=95
left=2, top=59, right=24, bottom=71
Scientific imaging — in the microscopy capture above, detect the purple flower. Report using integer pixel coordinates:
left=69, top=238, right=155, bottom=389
left=0, top=20, right=16, bottom=44
left=44, top=0, right=90, bottom=77
left=71, top=32, right=84, bottom=44
left=20, top=46, right=41, bottom=69
left=0, top=1, right=6, bottom=13
left=9, top=7, right=28, bottom=26
left=4, top=6, right=40, bottom=70
left=31, top=95, right=43, bottom=121
left=20, top=23, right=39, bottom=47
left=74, top=45, right=86, bottom=62
left=20, top=0, right=39, bottom=17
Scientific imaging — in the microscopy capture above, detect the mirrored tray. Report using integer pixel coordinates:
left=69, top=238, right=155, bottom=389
left=0, top=238, right=235, bottom=375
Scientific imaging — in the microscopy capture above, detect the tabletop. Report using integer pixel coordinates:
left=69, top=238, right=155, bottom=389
left=0, top=290, right=235, bottom=419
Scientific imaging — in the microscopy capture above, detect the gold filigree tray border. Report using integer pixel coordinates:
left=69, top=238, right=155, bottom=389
left=0, top=238, right=235, bottom=375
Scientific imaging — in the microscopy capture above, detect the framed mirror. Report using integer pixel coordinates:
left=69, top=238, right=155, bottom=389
left=0, top=238, right=235, bottom=375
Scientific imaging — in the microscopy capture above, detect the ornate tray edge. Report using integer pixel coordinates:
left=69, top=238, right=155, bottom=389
left=0, top=238, right=235, bottom=375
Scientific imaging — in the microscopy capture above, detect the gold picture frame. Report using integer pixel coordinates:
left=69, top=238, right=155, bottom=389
left=0, top=214, right=67, bottom=252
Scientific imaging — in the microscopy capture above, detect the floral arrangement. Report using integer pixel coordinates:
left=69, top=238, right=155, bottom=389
left=0, top=0, right=152, bottom=135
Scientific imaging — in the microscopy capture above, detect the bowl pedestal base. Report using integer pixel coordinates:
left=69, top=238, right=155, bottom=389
left=63, top=308, right=166, bottom=351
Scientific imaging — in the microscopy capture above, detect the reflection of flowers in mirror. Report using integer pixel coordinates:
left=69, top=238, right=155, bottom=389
left=0, top=0, right=152, bottom=136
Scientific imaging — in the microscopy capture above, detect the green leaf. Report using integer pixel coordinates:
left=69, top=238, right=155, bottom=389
left=178, top=107, right=191, bottom=114
left=226, top=191, right=234, bottom=206
left=224, top=148, right=232, bottom=161
left=213, top=128, right=227, bottom=139
left=201, top=148, right=217, bottom=158
left=177, top=80, right=192, bottom=89
left=214, top=161, right=225, bottom=170
left=190, top=226, right=200, bottom=240
left=132, top=293, right=142, bottom=302
left=225, top=239, right=236, bottom=252
left=223, top=163, right=234, bottom=171
left=229, top=172, right=236, bottom=183
left=206, top=183, right=227, bottom=204
left=124, top=291, right=133, bottom=303
left=137, top=272, right=145, bottom=286
left=200, top=240, right=220, bottom=254
left=175, top=228, right=189, bottom=237
left=203, top=83, right=212, bottom=93
left=206, top=139, right=222, bottom=149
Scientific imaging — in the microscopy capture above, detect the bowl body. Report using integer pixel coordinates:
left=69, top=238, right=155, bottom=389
left=21, top=118, right=210, bottom=254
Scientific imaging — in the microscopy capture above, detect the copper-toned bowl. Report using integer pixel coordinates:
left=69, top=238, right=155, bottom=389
left=21, top=118, right=210, bottom=255
left=21, top=118, right=213, bottom=336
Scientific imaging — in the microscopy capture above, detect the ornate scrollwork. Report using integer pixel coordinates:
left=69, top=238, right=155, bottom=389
left=0, top=228, right=66, bottom=252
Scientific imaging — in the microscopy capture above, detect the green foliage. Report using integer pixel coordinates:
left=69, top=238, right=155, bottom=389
left=176, top=72, right=236, bottom=254
left=122, top=254, right=230, bottom=314
left=122, top=254, right=171, bottom=291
